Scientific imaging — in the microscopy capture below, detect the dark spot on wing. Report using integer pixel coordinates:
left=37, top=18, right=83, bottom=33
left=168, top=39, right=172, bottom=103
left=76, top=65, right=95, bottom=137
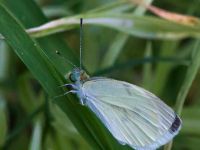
left=169, top=114, right=181, bottom=133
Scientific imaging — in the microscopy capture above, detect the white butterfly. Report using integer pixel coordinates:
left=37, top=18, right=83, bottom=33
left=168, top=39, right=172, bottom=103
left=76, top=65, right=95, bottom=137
left=59, top=18, right=181, bottom=150
left=63, top=68, right=181, bottom=150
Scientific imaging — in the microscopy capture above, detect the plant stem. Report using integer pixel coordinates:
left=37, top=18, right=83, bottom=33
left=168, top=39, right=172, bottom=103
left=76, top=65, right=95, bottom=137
left=164, top=40, right=200, bottom=150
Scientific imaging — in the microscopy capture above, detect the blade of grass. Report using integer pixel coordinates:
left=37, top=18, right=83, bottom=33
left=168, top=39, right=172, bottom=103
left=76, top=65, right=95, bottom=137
left=181, top=107, right=200, bottom=135
left=88, top=1, right=134, bottom=13
left=17, top=73, right=37, bottom=114
left=152, top=41, right=178, bottom=95
left=100, top=33, right=129, bottom=68
left=0, top=1, right=101, bottom=149
left=0, top=41, right=9, bottom=80
left=164, top=40, right=200, bottom=150
left=4, top=105, right=44, bottom=146
left=100, top=0, right=153, bottom=69
left=1, top=4, right=200, bottom=40
left=0, top=4, right=97, bottom=149
left=49, top=102, right=91, bottom=149
left=142, top=41, right=153, bottom=89
left=42, top=5, right=71, bottom=18
left=25, top=13, right=200, bottom=39
left=29, top=120, right=43, bottom=150
left=94, top=57, right=189, bottom=76
left=2, top=0, right=78, bottom=76
left=173, top=136, right=200, bottom=150
left=0, top=94, right=7, bottom=147
left=175, top=41, right=200, bottom=115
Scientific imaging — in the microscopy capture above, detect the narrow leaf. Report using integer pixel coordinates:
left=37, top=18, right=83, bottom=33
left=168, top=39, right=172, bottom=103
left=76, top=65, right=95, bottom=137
left=164, top=40, right=200, bottom=150
left=0, top=94, right=7, bottom=146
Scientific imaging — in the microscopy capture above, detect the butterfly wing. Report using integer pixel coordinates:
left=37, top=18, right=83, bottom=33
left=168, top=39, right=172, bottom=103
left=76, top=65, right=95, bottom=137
left=82, top=78, right=181, bottom=150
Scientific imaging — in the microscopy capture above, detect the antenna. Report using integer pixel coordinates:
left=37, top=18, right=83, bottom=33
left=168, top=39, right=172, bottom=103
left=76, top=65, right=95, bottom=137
left=80, top=18, right=83, bottom=70
left=56, top=50, right=78, bottom=68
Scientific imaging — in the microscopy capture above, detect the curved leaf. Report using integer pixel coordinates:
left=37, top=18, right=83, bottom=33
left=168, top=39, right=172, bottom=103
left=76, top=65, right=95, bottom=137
left=0, top=2, right=132, bottom=150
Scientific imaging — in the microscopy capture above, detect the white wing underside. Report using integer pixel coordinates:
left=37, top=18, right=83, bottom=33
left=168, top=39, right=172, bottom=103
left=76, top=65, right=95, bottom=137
left=81, top=78, right=181, bottom=150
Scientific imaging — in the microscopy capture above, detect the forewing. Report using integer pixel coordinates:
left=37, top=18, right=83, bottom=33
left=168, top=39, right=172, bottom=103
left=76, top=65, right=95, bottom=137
left=82, top=78, right=181, bottom=150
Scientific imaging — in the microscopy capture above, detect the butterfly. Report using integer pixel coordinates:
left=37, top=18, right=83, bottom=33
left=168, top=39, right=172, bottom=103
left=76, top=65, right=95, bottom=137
left=60, top=18, right=182, bottom=150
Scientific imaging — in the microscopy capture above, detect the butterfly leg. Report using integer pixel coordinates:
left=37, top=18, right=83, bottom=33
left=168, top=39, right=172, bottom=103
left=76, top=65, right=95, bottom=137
left=53, top=90, right=77, bottom=99
left=57, top=84, right=78, bottom=90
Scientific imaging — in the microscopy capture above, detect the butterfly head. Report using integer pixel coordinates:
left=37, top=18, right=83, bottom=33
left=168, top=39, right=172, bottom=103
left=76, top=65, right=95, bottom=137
left=68, top=68, right=89, bottom=82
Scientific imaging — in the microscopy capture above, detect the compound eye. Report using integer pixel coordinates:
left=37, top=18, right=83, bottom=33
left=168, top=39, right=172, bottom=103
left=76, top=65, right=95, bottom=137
left=69, top=73, right=76, bottom=82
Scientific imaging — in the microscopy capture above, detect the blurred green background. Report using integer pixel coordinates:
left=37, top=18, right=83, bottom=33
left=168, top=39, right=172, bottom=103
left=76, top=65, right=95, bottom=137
left=0, top=0, right=200, bottom=150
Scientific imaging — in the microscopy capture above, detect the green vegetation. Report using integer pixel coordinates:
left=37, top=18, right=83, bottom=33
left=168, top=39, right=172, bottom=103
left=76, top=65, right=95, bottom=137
left=0, top=0, right=200, bottom=150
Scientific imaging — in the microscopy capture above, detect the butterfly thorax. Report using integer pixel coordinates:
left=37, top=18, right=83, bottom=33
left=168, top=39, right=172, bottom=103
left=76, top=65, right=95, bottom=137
left=68, top=68, right=89, bottom=83
left=68, top=68, right=89, bottom=105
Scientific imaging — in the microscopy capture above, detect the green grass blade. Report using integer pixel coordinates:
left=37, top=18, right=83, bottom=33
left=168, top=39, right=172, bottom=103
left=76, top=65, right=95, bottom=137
left=164, top=40, right=200, bottom=150
left=100, top=0, right=153, bottom=68
left=100, top=33, right=129, bottom=68
left=18, top=73, right=37, bottom=114
left=0, top=1, right=100, bottom=148
left=0, top=94, right=7, bottom=147
left=0, top=2, right=132, bottom=150
left=29, top=121, right=43, bottom=150
left=88, top=1, right=133, bottom=13
left=181, top=107, right=200, bottom=135
left=94, top=57, right=189, bottom=76
left=1, top=3, right=200, bottom=40
left=4, top=105, right=44, bottom=146
left=24, top=13, right=200, bottom=39
left=0, top=41, right=9, bottom=80
left=0, top=5, right=60, bottom=95
left=2, top=0, right=78, bottom=76
left=142, top=41, right=153, bottom=89
left=152, top=41, right=178, bottom=95
left=0, top=3, right=98, bottom=149
left=175, top=40, right=200, bottom=115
